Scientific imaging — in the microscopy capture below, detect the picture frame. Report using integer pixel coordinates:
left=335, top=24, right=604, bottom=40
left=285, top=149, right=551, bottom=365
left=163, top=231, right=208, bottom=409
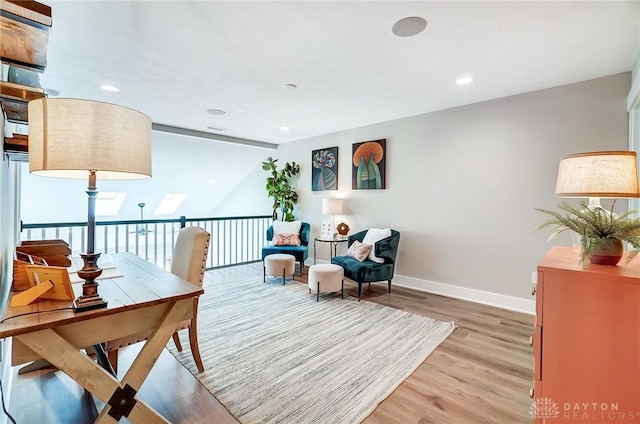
left=352, top=139, right=386, bottom=189
left=25, top=264, right=75, bottom=301
left=320, top=221, right=334, bottom=240
left=312, top=146, right=338, bottom=191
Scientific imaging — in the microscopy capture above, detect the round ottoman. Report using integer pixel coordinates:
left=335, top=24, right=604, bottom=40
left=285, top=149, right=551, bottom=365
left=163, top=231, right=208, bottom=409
left=264, top=253, right=296, bottom=285
left=308, top=264, right=344, bottom=301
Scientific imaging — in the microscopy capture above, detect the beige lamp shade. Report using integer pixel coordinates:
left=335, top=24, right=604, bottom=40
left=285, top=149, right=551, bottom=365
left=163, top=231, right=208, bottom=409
left=555, top=151, right=640, bottom=198
left=28, top=98, right=152, bottom=180
left=322, top=198, right=343, bottom=215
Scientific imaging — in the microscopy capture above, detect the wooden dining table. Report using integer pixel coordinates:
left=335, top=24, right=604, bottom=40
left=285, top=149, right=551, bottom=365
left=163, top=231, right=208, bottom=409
left=0, top=252, right=204, bottom=423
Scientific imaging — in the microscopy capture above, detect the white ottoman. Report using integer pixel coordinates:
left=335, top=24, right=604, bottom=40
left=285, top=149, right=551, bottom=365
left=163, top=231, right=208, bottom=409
left=264, top=253, right=296, bottom=285
left=308, top=264, right=344, bottom=301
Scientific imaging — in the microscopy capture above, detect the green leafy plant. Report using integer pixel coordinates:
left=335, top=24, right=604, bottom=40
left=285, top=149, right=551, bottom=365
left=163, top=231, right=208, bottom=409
left=535, top=201, right=640, bottom=263
left=262, top=157, right=300, bottom=222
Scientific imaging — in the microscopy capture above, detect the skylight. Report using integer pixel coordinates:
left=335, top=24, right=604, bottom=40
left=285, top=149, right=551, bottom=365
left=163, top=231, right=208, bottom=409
left=154, top=194, right=187, bottom=215
left=95, top=192, right=126, bottom=216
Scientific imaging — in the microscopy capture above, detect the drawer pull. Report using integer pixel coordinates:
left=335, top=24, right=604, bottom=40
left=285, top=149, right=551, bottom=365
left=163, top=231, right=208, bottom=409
left=529, top=387, right=535, bottom=398
left=529, top=336, right=534, bottom=347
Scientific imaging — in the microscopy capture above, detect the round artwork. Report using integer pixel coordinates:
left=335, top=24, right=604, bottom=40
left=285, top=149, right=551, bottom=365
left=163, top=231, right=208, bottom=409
left=336, top=222, right=350, bottom=236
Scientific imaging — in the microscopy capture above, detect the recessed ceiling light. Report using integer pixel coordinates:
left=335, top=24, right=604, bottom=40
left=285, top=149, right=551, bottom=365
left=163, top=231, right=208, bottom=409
left=392, top=17, right=427, bottom=37
left=100, top=84, right=119, bottom=92
left=208, top=179, right=216, bottom=185
left=455, top=76, right=475, bottom=86
left=207, top=108, right=226, bottom=115
left=283, top=83, right=297, bottom=90
left=280, top=126, right=290, bottom=131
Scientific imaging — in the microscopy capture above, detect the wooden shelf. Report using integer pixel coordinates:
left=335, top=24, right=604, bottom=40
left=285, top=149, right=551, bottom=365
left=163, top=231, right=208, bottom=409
left=0, top=0, right=52, bottom=71
left=0, top=80, right=44, bottom=123
left=1, top=1, right=52, bottom=162
left=1, top=0, right=52, bottom=27
left=3, top=132, right=28, bottom=161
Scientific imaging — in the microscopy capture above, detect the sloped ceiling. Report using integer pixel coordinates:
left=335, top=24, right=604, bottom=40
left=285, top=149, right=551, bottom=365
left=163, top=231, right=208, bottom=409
left=20, top=133, right=271, bottom=222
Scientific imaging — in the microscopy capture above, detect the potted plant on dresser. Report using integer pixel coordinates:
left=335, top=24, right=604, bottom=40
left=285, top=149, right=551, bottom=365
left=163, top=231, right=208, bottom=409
left=535, top=201, right=640, bottom=265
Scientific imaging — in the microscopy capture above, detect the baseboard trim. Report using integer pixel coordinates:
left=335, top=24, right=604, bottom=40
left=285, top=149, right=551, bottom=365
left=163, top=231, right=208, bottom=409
left=308, top=260, right=535, bottom=315
left=393, top=274, right=535, bottom=315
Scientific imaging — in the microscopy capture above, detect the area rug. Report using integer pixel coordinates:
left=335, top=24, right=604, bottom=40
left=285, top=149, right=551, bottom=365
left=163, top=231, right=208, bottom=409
left=167, top=276, right=456, bottom=424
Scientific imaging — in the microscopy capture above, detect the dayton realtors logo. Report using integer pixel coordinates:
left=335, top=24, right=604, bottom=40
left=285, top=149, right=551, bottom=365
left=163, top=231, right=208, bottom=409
left=530, top=397, right=560, bottom=422
left=531, top=398, right=640, bottom=421
left=563, top=402, right=640, bottom=421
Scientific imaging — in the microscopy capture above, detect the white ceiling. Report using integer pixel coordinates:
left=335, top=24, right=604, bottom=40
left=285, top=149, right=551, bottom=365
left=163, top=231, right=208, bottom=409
left=38, top=1, right=638, bottom=146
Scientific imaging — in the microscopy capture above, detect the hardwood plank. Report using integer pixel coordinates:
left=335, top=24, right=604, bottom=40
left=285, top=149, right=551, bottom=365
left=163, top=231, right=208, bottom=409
left=9, top=261, right=534, bottom=423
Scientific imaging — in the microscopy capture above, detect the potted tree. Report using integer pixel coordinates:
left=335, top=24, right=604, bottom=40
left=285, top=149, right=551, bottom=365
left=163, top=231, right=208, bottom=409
left=262, top=157, right=300, bottom=221
left=535, top=201, right=640, bottom=265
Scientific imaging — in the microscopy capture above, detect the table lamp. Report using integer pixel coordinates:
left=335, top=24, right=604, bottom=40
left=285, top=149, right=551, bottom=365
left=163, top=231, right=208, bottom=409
left=321, top=198, right=343, bottom=239
left=555, top=150, right=640, bottom=248
left=555, top=150, right=640, bottom=208
left=28, top=98, right=152, bottom=311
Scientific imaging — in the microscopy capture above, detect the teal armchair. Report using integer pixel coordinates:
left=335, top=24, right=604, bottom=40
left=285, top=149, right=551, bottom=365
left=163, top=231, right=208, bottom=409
left=262, top=222, right=310, bottom=274
left=331, top=229, right=400, bottom=300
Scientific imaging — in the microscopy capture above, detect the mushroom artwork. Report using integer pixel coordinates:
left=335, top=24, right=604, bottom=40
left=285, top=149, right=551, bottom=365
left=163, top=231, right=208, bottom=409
left=352, top=139, right=386, bottom=189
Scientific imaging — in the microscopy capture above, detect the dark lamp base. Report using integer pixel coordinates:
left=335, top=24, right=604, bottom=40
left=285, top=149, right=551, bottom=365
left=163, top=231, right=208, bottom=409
left=74, top=252, right=108, bottom=312
left=74, top=295, right=108, bottom=312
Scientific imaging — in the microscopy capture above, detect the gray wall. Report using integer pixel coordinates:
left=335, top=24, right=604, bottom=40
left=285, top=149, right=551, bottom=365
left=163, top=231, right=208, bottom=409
left=223, top=73, right=631, bottom=312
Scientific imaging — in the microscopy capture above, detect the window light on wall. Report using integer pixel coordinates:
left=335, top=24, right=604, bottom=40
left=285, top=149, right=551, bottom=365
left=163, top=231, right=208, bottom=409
left=95, top=192, right=126, bottom=216
left=154, top=194, right=187, bottom=215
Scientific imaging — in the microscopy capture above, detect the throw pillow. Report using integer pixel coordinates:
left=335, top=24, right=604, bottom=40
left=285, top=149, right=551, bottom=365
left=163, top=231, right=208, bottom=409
left=273, top=233, right=301, bottom=246
left=272, top=220, right=302, bottom=236
left=362, top=228, right=392, bottom=263
left=346, top=240, right=373, bottom=262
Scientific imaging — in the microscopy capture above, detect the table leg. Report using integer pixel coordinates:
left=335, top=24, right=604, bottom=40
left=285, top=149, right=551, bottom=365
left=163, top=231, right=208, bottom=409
left=16, top=298, right=191, bottom=423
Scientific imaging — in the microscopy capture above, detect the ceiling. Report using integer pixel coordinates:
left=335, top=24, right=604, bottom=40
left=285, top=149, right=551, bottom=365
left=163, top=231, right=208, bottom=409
left=37, top=1, right=639, bottom=146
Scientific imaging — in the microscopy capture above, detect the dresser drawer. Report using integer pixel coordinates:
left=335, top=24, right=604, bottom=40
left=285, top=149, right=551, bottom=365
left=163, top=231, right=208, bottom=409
left=535, top=270, right=543, bottom=326
left=533, top=325, right=542, bottom=381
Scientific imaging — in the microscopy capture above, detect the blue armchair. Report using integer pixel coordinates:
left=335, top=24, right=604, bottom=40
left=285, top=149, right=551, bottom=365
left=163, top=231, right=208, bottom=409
left=262, top=222, right=310, bottom=274
left=331, top=229, right=400, bottom=300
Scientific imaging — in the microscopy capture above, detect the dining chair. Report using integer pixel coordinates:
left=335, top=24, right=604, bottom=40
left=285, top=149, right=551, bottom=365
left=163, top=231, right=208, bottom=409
left=107, top=225, right=210, bottom=373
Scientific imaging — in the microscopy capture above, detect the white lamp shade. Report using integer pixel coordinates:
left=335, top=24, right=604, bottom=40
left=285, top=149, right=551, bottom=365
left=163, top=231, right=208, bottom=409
left=28, top=98, right=152, bottom=180
left=322, top=198, right=343, bottom=215
left=555, top=151, right=640, bottom=198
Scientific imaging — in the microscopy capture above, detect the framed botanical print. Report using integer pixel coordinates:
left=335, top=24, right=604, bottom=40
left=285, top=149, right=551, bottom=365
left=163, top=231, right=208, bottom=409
left=312, top=146, right=338, bottom=191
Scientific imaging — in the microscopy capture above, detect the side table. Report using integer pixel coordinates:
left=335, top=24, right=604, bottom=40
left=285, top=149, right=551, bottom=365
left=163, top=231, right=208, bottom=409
left=313, top=235, right=348, bottom=264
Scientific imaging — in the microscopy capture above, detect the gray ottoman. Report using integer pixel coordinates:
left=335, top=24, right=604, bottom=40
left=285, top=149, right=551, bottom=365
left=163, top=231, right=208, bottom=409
left=264, top=253, right=296, bottom=285
left=308, top=264, right=344, bottom=301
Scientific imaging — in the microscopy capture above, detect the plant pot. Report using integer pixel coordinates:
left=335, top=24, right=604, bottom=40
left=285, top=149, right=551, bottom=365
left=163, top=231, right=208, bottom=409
left=589, top=238, right=624, bottom=266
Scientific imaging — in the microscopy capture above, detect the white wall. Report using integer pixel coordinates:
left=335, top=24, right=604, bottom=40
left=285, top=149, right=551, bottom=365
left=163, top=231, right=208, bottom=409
left=0, top=117, right=17, bottom=421
left=20, top=131, right=273, bottom=223
left=222, top=73, right=631, bottom=312
left=0, top=118, right=17, bottom=310
left=212, top=164, right=272, bottom=217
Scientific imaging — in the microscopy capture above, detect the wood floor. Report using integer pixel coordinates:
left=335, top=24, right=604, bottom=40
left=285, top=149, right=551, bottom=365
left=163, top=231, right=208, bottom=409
left=7, top=262, right=534, bottom=423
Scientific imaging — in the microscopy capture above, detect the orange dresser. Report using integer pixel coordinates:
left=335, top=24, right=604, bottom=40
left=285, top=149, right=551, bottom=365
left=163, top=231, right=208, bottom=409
left=533, top=246, right=640, bottom=423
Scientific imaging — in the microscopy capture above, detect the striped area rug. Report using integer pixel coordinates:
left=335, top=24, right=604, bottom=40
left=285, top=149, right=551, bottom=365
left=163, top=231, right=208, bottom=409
left=167, top=276, right=455, bottom=424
